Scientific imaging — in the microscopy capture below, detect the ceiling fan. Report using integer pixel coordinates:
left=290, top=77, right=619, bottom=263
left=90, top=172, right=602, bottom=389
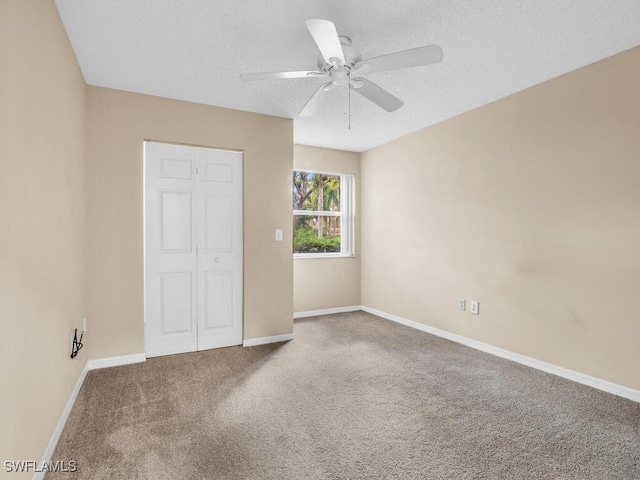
left=240, top=19, right=444, bottom=117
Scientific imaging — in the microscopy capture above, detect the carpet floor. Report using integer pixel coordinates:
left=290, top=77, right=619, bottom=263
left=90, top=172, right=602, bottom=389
left=49, top=312, right=639, bottom=479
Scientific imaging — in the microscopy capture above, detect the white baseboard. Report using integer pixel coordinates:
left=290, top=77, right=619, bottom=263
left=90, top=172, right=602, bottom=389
left=34, top=363, right=88, bottom=480
left=294, top=305, right=361, bottom=319
left=86, top=353, right=146, bottom=370
left=361, top=305, right=640, bottom=403
left=243, top=333, right=294, bottom=347
left=36, top=353, right=147, bottom=479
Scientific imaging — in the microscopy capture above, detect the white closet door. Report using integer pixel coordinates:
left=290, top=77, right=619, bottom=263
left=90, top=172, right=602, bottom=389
left=144, top=142, right=243, bottom=357
left=145, top=142, right=198, bottom=357
left=196, top=148, right=243, bottom=350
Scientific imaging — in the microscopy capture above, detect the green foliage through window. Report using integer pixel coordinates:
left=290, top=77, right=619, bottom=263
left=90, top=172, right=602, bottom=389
left=293, top=222, right=340, bottom=253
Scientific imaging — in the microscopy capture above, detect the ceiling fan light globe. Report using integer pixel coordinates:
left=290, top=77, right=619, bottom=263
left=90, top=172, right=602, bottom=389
left=331, top=68, right=349, bottom=86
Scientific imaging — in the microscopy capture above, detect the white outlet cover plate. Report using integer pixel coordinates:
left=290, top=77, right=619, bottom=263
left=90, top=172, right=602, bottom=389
left=471, top=301, right=479, bottom=315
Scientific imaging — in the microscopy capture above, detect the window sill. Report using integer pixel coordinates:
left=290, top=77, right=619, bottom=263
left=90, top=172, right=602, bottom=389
left=294, top=253, right=356, bottom=259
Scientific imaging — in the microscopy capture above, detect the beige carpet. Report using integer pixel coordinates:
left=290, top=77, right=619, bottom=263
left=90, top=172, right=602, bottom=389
left=49, top=312, right=639, bottom=479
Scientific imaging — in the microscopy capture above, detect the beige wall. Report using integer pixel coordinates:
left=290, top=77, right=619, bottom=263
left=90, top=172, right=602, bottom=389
left=85, top=87, right=294, bottom=358
left=293, top=145, right=361, bottom=312
left=2, top=4, right=637, bottom=469
left=0, top=0, right=87, bottom=472
left=361, top=46, right=640, bottom=390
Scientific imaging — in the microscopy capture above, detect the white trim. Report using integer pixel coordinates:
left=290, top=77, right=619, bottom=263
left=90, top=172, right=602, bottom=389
left=361, top=306, right=640, bottom=403
left=293, top=168, right=347, bottom=177
left=36, top=353, right=146, bottom=479
left=293, top=210, right=340, bottom=217
left=293, top=253, right=356, bottom=259
left=243, top=333, right=294, bottom=347
left=34, top=364, right=88, bottom=480
left=294, top=305, right=361, bottom=319
left=86, top=353, right=146, bottom=370
left=340, top=173, right=355, bottom=256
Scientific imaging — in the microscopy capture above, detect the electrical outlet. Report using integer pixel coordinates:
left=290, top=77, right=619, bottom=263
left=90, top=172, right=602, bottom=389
left=275, top=229, right=283, bottom=241
left=470, top=301, right=479, bottom=315
left=457, top=299, right=466, bottom=311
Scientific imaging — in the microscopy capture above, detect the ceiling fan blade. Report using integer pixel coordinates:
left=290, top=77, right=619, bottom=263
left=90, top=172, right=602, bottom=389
left=352, top=77, right=404, bottom=112
left=298, top=82, right=333, bottom=117
left=356, top=45, right=443, bottom=75
left=305, top=19, right=345, bottom=66
left=240, top=71, right=326, bottom=81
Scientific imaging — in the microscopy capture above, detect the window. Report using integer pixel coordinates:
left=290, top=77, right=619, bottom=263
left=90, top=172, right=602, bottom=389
left=293, top=170, right=354, bottom=256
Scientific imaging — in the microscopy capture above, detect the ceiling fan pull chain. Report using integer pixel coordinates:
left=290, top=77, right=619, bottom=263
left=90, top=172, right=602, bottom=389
left=348, top=81, right=351, bottom=130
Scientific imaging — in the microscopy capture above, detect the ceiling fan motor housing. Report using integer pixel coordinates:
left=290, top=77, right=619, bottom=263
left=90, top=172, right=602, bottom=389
left=317, top=36, right=362, bottom=72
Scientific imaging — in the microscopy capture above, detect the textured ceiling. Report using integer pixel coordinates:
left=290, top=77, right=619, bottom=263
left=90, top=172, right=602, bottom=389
left=54, top=0, right=640, bottom=152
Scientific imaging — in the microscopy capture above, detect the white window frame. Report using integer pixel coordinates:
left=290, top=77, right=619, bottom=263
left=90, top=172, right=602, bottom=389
left=293, top=170, right=355, bottom=258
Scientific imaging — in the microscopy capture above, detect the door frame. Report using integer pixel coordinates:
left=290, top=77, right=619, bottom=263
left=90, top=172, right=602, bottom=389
left=143, top=139, right=244, bottom=357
